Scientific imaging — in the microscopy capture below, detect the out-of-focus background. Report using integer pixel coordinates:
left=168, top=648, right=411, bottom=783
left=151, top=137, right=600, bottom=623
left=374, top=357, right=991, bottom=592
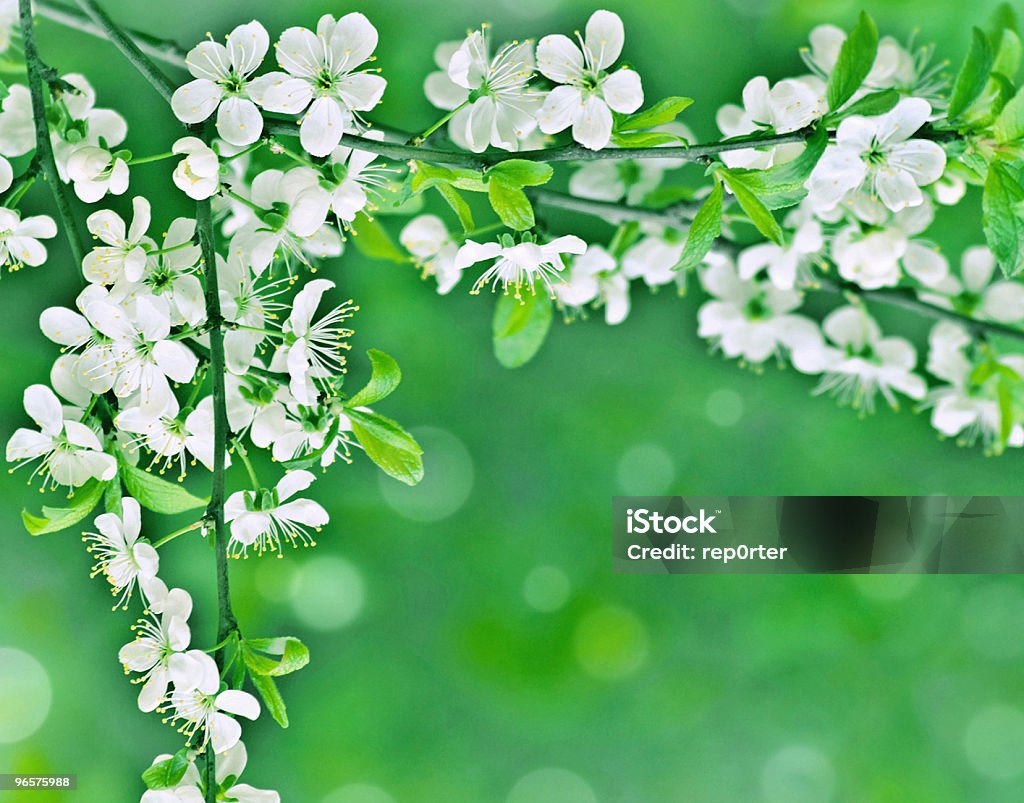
left=2, top=0, right=1024, bottom=800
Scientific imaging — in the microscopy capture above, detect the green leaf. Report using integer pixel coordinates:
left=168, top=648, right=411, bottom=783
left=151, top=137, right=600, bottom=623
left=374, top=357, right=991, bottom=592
left=117, top=455, right=208, bottom=515
left=22, top=478, right=107, bottom=536
left=487, top=178, right=535, bottom=231
left=141, top=748, right=191, bottom=790
left=243, top=637, right=310, bottom=677
left=104, top=479, right=123, bottom=516
left=826, top=12, right=879, bottom=111
left=349, top=212, right=406, bottom=264
left=994, top=85, right=1024, bottom=142
left=720, top=168, right=784, bottom=244
left=949, top=27, right=995, bottom=121
left=675, top=181, right=724, bottom=272
left=618, top=96, right=694, bottom=131
left=830, top=89, right=900, bottom=121
left=998, top=376, right=1015, bottom=450
left=993, top=29, right=1022, bottom=82
left=717, top=127, right=827, bottom=210
left=435, top=183, right=475, bottom=232
left=610, top=130, right=687, bottom=148
left=486, top=159, right=553, bottom=187
left=982, top=160, right=1024, bottom=276
left=347, top=348, right=401, bottom=407
left=492, top=289, right=553, bottom=369
left=348, top=408, right=424, bottom=485
left=251, top=673, right=288, bottom=728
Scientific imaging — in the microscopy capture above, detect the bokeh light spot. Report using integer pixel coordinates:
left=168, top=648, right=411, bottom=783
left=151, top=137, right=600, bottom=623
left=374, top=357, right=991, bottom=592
left=255, top=555, right=300, bottom=603
left=760, top=745, right=835, bottom=803
left=573, top=605, right=648, bottom=680
left=0, top=647, right=51, bottom=744
left=523, top=565, right=571, bottom=612
left=290, top=556, right=365, bottom=631
left=705, top=388, right=743, bottom=427
left=616, top=443, right=675, bottom=495
left=379, top=427, right=474, bottom=523
left=964, top=705, right=1024, bottom=779
left=507, top=768, right=597, bottom=803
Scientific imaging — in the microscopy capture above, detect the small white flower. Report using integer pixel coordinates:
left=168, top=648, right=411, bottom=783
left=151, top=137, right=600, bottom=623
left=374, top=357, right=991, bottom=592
left=716, top=75, right=826, bottom=169
left=269, top=278, right=354, bottom=406
left=83, top=497, right=164, bottom=610
left=218, top=253, right=284, bottom=374
left=326, top=131, right=391, bottom=225
left=804, top=25, right=926, bottom=96
left=167, top=650, right=260, bottom=752
left=118, top=588, right=195, bottom=712
left=621, top=233, right=685, bottom=288
left=65, top=145, right=130, bottom=203
left=250, top=402, right=354, bottom=467
left=256, top=13, right=386, bottom=156
left=918, top=246, right=1024, bottom=324
left=116, top=395, right=219, bottom=477
left=399, top=215, right=463, bottom=294
left=141, top=742, right=279, bottom=803
left=697, top=253, right=821, bottom=365
left=425, top=30, right=540, bottom=152
left=455, top=234, right=587, bottom=297
left=82, top=196, right=153, bottom=285
left=924, top=321, right=1024, bottom=451
left=805, top=98, right=946, bottom=214
left=738, top=211, right=823, bottom=290
left=224, top=470, right=329, bottom=557
left=5, top=384, right=116, bottom=488
left=555, top=245, right=629, bottom=324
left=793, top=305, right=926, bottom=412
left=0, top=208, right=56, bottom=270
left=171, top=22, right=270, bottom=146
left=172, top=137, right=220, bottom=200
left=831, top=199, right=947, bottom=290
left=135, top=218, right=206, bottom=328
left=536, top=10, right=643, bottom=150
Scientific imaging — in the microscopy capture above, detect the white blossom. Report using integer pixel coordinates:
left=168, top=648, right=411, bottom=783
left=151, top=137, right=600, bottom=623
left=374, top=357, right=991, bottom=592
left=555, top=244, right=630, bottom=324
left=172, top=137, right=221, bottom=200
left=738, top=210, right=823, bottom=290
left=82, top=197, right=153, bottom=285
left=172, top=22, right=271, bottom=146
left=66, top=145, right=130, bottom=203
left=399, top=214, right=463, bottom=294
left=256, top=13, right=386, bottom=156
left=167, top=650, right=260, bottom=752
left=793, top=305, right=926, bottom=412
left=5, top=383, right=116, bottom=488
left=536, top=10, right=643, bottom=150
left=83, top=497, right=164, bottom=610
left=455, top=234, right=587, bottom=297
left=0, top=208, right=56, bottom=270
left=224, top=469, right=329, bottom=557
left=918, top=246, right=1024, bottom=324
left=805, top=98, right=946, bottom=214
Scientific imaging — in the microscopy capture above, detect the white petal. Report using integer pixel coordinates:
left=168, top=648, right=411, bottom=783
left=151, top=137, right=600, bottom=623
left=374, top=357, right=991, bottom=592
left=536, top=34, right=584, bottom=83
left=584, top=10, right=625, bottom=70
left=601, top=69, right=643, bottom=115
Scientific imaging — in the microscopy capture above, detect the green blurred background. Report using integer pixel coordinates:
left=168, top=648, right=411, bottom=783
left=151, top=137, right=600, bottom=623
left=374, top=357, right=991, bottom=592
left=2, top=0, right=1024, bottom=800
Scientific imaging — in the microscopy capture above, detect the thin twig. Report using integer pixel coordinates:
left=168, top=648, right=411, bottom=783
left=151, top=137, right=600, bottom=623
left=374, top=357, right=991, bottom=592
left=530, top=188, right=698, bottom=228
left=20, top=0, right=86, bottom=275
left=74, top=0, right=179, bottom=101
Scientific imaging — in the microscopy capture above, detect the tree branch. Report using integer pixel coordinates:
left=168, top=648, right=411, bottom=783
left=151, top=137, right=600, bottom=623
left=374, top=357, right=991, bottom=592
left=35, top=0, right=187, bottom=67
left=20, top=0, right=86, bottom=275
left=530, top=188, right=698, bottom=228
left=74, top=0, right=179, bottom=101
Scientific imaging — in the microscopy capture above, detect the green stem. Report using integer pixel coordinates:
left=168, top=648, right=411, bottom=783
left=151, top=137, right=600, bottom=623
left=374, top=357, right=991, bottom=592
left=20, top=0, right=86, bottom=275
left=152, top=519, right=204, bottom=549
left=409, top=100, right=470, bottom=146
left=231, top=323, right=283, bottom=338
left=269, top=138, right=319, bottom=169
left=233, top=439, right=260, bottom=490
left=530, top=188, right=698, bottom=228
left=221, top=187, right=265, bottom=214
left=224, top=139, right=267, bottom=162
left=74, top=0, right=178, bottom=102
left=35, top=0, right=187, bottom=67
left=128, top=150, right=174, bottom=165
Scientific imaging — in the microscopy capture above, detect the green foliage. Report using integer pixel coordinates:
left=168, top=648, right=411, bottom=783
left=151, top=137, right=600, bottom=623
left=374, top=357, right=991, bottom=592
left=826, top=12, right=879, bottom=111
left=675, top=181, right=723, bottom=272
left=242, top=637, right=310, bottom=677
left=720, top=168, right=784, bottom=244
left=618, top=96, right=693, bottom=131
left=141, top=748, right=190, bottom=790
left=250, top=672, right=289, bottom=728
left=347, top=349, right=402, bottom=407
left=982, top=160, right=1024, bottom=276
left=348, top=408, right=424, bottom=485
left=22, top=478, right=107, bottom=535
left=492, top=289, right=553, bottom=369
left=718, top=128, right=827, bottom=210
left=949, top=28, right=995, bottom=121
left=349, top=212, right=407, bottom=263
left=828, top=89, right=900, bottom=122
left=117, top=455, right=208, bottom=514
left=485, top=159, right=553, bottom=231
left=994, top=85, right=1024, bottom=142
